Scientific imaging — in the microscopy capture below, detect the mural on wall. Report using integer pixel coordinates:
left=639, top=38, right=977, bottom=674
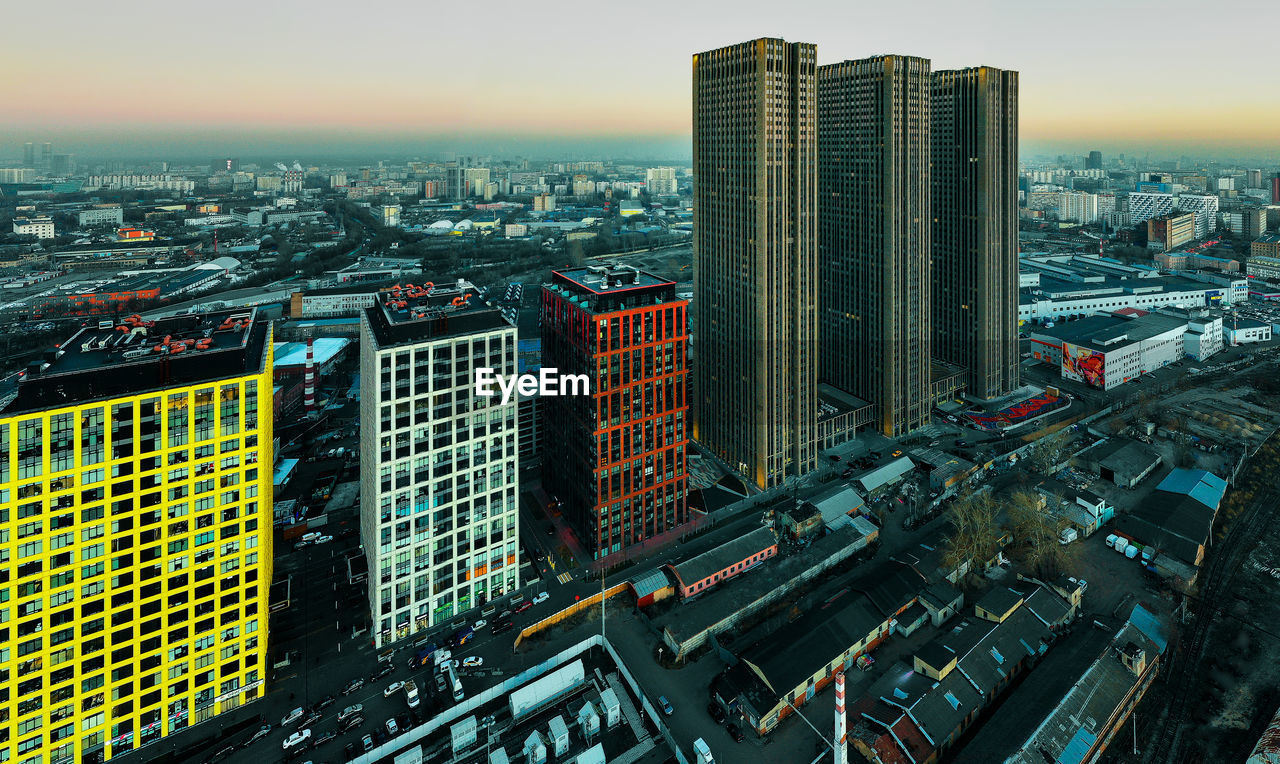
left=1062, top=343, right=1106, bottom=388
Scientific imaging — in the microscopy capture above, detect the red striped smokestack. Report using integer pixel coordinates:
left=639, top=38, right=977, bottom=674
left=304, top=338, right=317, bottom=417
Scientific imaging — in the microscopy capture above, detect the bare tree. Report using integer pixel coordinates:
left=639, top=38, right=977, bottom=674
left=942, top=491, right=1003, bottom=577
left=1008, top=490, right=1067, bottom=578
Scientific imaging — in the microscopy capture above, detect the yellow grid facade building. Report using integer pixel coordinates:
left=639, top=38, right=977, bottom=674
left=0, top=311, right=273, bottom=764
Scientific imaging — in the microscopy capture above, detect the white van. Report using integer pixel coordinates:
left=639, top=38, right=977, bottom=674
left=1058, top=528, right=1078, bottom=545
left=445, top=662, right=464, bottom=702
left=693, top=738, right=714, bottom=764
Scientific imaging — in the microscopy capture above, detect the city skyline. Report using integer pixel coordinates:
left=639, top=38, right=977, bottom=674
left=3, top=0, right=1278, bottom=161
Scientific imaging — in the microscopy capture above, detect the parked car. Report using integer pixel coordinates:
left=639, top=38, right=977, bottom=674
left=314, top=535, right=333, bottom=545
left=514, top=601, right=533, bottom=614
left=658, top=696, right=674, bottom=716
left=472, top=619, right=487, bottom=631
left=282, top=729, right=311, bottom=751
left=301, top=532, right=321, bottom=543
left=342, top=678, right=365, bottom=695
left=339, top=715, right=364, bottom=733
left=386, top=718, right=399, bottom=736
left=498, top=610, right=512, bottom=621
left=406, top=681, right=420, bottom=709
left=707, top=703, right=727, bottom=725
left=462, top=656, right=483, bottom=668
left=434, top=672, right=449, bottom=693
left=384, top=681, right=405, bottom=697
left=299, top=710, right=322, bottom=728
left=492, top=619, right=515, bottom=634
left=314, top=729, right=338, bottom=746
left=532, top=592, right=550, bottom=605
left=337, top=705, right=363, bottom=723
left=313, top=694, right=336, bottom=711
left=247, top=724, right=272, bottom=744
left=727, top=724, right=745, bottom=743
left=362, top=734, right=374, bottom=752
left=281, top=707, right=304, bottom=726
left=344, top=742, right=357, bottom=759
left=372, top=664, right=394, bottom=681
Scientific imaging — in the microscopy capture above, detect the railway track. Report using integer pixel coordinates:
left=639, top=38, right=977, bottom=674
left=1143, top=481, right=1279, bottom=764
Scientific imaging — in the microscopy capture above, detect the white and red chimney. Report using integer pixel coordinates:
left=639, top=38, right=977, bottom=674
left=304, top=338, right=317, bottom=418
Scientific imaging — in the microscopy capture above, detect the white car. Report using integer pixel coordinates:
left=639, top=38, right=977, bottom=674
left=386, top=718, right=399, bottom=736
left=283, top=729, right=311, bottom=751
left=314, top=535, right=333, bottom=545
left=462, top=656, right=483, bottom=668
left=405, top=683, right=420, bottom=709
left=301, top=532, right=321, bottom=543
left=472, top=619, right=487, bottom=631
left=281, top=707, right=304, bottom=726
left=384, top=681, right=405, bottom=697
left=532, top=592, right=550, bottom=605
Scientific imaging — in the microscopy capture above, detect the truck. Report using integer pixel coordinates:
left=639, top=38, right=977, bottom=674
left=1058, top=528, right=1078, bottom=545
left=452, top=627, right=475, bottom=647
left=692, top=738, right=715, bottom=764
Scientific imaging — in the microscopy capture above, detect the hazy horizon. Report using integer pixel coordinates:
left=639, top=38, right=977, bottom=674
left=4, top=0, right=1278, bottom=165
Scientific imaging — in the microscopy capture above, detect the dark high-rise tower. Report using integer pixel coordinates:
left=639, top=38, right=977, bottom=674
left=692, top=38, right=818, bottom=488
left=22, top=142, right=34, bottom=167
left=1086, top=150, right=1103, bottom=170
left=40, top=142, right=51, bottom=167
left=931, top=67, right=1020, bottom=400
left=818, top=55, right=932, bottom=437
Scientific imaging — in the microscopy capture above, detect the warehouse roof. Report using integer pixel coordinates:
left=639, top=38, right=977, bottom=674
left=670, top=527, right=777, bottom=587
left=1156, top=468, right=1227, bottom=510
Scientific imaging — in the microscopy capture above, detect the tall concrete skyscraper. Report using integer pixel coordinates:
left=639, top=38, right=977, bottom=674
left=22, top=141, right=34, bottom=167
left=818, top=55, right=932, bottom=437
left=1086, top=150, right=1103, bottom=170
left=692, top=38, right=818, bottom=488
left=931, top=67, right=1020, bottom=400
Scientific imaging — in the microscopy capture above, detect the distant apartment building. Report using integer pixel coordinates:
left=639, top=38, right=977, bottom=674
left=1056, top=191, right=1098, bottom=224
left=289, top=286, right=382, bottom=318
left=541, top=265, right=690, bottom=557
left=1154, top=252, right=1238, bottom=272
left=1146, top=213, right=1196, bottom=252
left=532, top=193, right=556, bottom=212
left=1252, top=234, right=1280, bottom=259
left=1243, top=208, right=1267, bottom=239
left=1248, top=169, right=1263, bottom=188
left=375, top=204, right=401, bottom=228
left=0, top=167, right=36, bottom=183
left=1176, top=194, right=1219, bottom=238
left=1128, top=192, right=1175, bottom=226
left=504, top=224, right=528, bottom=238
left=329, top=172, right=348, bottom=188
left=445, top=167, right=491, bottom=199
left=78, top=204, right=125, bottom=227
left=359, top=282, right=520, bottom=646
left=13, top=215, right=55, bottom=239
left=1272, top=173, right=1280, bottom=204
left=1086, top=150, right=1103, bottom=169
left=85, top=175, right=196, bottom=193
left=645, top=167, right=678, bottom=195
left=255, top=175, right=282, bottom=192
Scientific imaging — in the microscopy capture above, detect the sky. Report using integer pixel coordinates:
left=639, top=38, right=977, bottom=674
left=2, top=0, right=1278, bottom=162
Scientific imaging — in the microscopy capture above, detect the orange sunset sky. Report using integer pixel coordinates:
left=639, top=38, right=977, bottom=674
left=3, top=0, right=1277, bottom=159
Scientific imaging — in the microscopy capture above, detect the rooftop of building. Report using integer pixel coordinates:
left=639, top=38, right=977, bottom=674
left=272, top=338, right=351, bottom=369
left=1255, top=233, right=1280, bottom=244
left=1006, top=605, right=1167, bottom=764
left=1030, top=311, right=1187, bottom=350
left=669, top=526, right=777, bottom=586
left=1089, top=437, right=1163, bottom=478
left=363, top=279, right=513, bottom=349
left=546, top=264, right=680, bottom=313
left=1, top=308, right=269, bottom=415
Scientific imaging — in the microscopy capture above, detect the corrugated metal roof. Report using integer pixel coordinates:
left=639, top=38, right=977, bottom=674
left=1156, top=468, right=1227, bottom=509
left=628, top=568, right=670, bottom=599
left=1059, top=726, right=1097, bottom=764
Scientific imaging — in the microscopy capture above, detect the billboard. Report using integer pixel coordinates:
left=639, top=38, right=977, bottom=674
left=1062, top=343, right=1106, bottom=388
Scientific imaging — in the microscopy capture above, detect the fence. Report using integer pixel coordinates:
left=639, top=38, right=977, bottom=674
left=512, top=583, right=630, bottom=648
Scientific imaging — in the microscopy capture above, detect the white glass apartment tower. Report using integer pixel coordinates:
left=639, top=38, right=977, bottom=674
left=360, top=281, right=520, bottom=647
